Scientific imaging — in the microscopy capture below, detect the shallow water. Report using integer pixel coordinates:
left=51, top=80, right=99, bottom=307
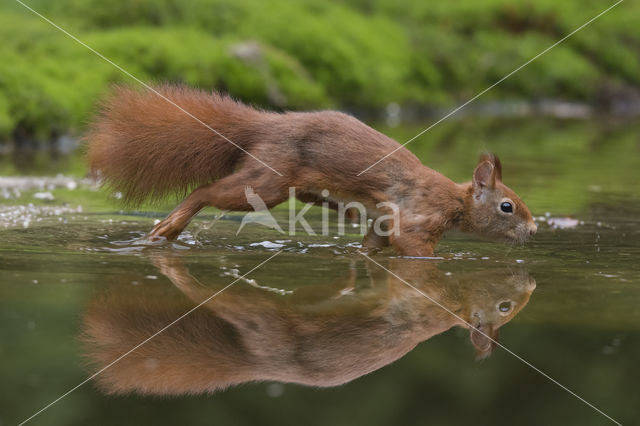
left=1, top=118, right=639, bottom=426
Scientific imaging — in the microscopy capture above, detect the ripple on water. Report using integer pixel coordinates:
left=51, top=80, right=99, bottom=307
left=98, top=231, right=201, bottom=253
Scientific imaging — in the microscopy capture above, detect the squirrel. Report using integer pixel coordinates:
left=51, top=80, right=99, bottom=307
left=82, top=255, right=536, bottom=395
left=87, top=85, right=537, bottom=255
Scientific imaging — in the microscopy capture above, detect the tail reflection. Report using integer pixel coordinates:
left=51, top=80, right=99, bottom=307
left=82, top=256, right=536, bottom=395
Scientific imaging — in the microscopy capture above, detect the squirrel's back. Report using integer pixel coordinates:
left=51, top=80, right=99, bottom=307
left=86, top=85, right=263, bottom=205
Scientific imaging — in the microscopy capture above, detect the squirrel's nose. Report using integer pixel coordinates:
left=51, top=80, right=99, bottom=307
left=528, top=222, right=537, bottom=236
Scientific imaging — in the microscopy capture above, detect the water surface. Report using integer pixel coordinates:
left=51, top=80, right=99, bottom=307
left=1, top=118, right=639, bottom=425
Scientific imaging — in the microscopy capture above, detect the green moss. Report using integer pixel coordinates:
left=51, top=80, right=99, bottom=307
left=1, top=0, right=639, bottom=143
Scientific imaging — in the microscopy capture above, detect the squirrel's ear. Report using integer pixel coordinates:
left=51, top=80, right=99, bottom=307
left=478, top=153, right=502, bottom=182
left=473, top=160, right=496, bottom=191
left=470, top=323, right=498, bottom=360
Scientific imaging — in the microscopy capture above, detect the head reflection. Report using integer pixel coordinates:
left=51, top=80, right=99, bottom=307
left=82, top=255, right=536, bottom=395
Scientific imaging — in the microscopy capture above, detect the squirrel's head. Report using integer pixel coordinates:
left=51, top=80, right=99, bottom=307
left=464, top=271, right=537, bottom=359
left=462, top=154, right=536, bottom=243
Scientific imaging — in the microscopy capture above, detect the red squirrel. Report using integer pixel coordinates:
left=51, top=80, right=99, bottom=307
left=87, top=85, right=536, bottom=255
left=82, top=256, right=535, bottom=395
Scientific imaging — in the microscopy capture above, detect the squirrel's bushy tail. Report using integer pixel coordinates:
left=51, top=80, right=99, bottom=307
left=86, top=85, right=261, bottom=205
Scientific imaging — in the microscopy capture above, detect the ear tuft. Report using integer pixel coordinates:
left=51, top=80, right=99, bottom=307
left=478, top=152, right=502, bottom=182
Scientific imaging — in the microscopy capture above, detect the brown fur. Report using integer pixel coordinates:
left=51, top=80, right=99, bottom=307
left=86, top=84, right=537, bottom=255
left=81, top=256, right=536, bottom=395
left=86, top=85, right=262, bottom=204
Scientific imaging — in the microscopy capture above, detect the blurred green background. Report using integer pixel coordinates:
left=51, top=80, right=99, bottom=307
left=0, top=0, right=638, bottom=147
left=1, top=2, right=639, bottom=426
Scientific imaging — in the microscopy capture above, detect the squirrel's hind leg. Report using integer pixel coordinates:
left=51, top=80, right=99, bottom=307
left=149, top=168, right=290, bottom=241
left=149, top=187, right=209, bottom=241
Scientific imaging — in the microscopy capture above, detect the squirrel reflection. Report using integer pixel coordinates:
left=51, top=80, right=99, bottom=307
left=82, top=256, right=536, bottom=395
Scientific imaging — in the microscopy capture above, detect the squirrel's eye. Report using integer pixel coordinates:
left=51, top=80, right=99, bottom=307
left=498, top=302, right=512, bottom=312
left=500, top=202, right=513, bottom=213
